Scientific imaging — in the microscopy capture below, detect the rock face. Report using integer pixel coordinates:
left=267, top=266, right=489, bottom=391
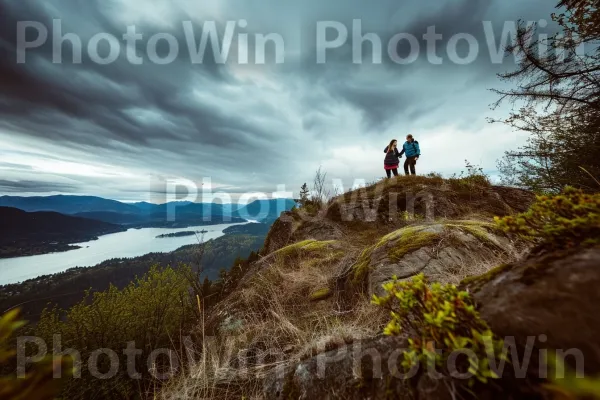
left=262, top=212, right=296, bottom=254
left=469, top=246, right=600, bottom=377
left=353, top=222, right=522, bottom=296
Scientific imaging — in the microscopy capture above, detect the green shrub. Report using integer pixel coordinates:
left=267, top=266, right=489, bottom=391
left=36, top=265, right=194, bottom=399
left=372, top=274, right=506, bottom=385
left=0, top=309, right=73, bottom=400
left=495, top=186, right=600, bottom=249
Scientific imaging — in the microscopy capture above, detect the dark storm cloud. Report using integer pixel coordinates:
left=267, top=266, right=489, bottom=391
left=0, top=0, right=560, bottom=198
left=0, top=0, right=283, bottom=154
left=289, top=0, right=560, bottom=129
left=0, top=180, right=77, bottom=193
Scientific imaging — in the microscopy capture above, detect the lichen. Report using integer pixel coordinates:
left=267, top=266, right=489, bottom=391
left=309, top=288, right=332, bottom=301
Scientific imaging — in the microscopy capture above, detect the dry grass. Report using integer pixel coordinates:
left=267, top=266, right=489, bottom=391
left=162, top=244, right=387, bottom=400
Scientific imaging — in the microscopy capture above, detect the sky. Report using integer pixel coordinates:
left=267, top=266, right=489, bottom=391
left=0, top=0, right=560, bottom=202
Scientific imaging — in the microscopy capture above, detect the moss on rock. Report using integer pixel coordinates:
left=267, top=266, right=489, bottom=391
left=460, top=263, right=511, bottom=292
left=273, top=239, right=338, bottom=258
left=352, top=245, right=376, bottom=285
left=444, top=220, right=505, bottom=249
left=352, top=225, right=443, bottom=285
left=309, top=288, right=332, bottom=301
left=387, top=231, right=440, bottom=263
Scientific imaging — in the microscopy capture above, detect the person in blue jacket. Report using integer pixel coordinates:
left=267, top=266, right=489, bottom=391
left=399, top=134, right=421, bottom=175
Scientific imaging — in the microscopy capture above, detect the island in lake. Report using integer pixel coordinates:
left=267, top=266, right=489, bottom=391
left=156, top=229, right=208, bottom=239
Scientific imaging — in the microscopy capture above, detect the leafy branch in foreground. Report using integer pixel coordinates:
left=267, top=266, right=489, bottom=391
left=372, top=274, right=506, bottom=387
left=1, top=309, right=73, bottom=400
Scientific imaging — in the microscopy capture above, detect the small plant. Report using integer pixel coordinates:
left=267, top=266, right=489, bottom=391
left=312, top=166, right=331, bottom=206
left=448, top=160, right=492, bottom=197
left=372, top=274, right=506, bottom=386
left=495, top=186, right=600, bottom=250
left=299, top=183, right=310, bottom=207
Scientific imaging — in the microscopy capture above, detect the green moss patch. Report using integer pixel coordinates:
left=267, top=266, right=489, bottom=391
left=387, top=231, right=440, bottom=263
left=444, top=221, right=505, bottom=249
left=460, top=263, right=511, bottom=292
left=352, top=245, right=376, bottom=284
left=273, top=239, right=338, bottom=258
left=272, top=239, right=345, bottom=271
left=352, top=225, right=443, bottom=285
left=309, top=288, right=332, bottom=301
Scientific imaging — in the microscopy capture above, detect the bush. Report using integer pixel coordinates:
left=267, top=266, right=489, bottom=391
left=372, top=274, right=506, bottom=386
left=495, top=186, right=600, bottom=250
left=36, top=265, right=194, bottom=399
left=0, top=309, right=73, bottom=400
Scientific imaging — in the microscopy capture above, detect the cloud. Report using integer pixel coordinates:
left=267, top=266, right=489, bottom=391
left=0, top=0, right=558, bottom=200
left=0, top=180, right=78, bottom=193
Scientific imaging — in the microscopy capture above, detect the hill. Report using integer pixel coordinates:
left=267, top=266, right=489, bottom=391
left=235, top=198, right=297, bottom=222
left=162, top=175, right=600, bottom=399
left=0, top=207, right=126, bottom=258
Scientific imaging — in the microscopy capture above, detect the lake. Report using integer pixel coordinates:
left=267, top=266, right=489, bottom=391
left=0, top=223, right=244, bottom=285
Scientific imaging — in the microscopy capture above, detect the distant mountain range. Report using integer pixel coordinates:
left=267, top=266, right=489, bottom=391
left=0, top=195, right=296, bottom=227
left=0, top=195, right=139, bottom=215
left=0, top=207, right=126, bottom=258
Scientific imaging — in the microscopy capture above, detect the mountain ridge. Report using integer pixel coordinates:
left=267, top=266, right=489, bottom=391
left=0, top=195, right=296, bottom=226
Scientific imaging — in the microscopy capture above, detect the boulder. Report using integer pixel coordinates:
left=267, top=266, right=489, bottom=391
left=469, top=246, right=600, bottom=378
left=352, top=222, right=522, bottom=296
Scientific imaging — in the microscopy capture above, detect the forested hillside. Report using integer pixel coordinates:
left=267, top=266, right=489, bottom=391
left=0, top=207, right=126, bottom=258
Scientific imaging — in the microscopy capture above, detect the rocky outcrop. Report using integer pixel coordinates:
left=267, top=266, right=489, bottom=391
left=260, top=246, right=600, bottom=400
left=352, top=222, right=523, bottom=296
left=263, top=182, right=534, bottom=256
left=262, top=211, right=296, bottom=254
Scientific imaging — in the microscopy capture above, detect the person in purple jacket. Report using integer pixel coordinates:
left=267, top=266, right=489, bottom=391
left=383, top=139, right=401, bottom=178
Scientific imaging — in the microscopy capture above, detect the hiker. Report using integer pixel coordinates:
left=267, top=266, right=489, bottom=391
left=383, top=139, right=401, bottom=178
left=399, top=134, right=421, bottom=175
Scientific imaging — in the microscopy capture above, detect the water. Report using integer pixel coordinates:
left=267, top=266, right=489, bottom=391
left=0, top=223, right=244, bottom=285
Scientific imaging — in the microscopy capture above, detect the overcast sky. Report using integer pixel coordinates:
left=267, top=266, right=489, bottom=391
left=0, top=0, right=559, bottom=202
